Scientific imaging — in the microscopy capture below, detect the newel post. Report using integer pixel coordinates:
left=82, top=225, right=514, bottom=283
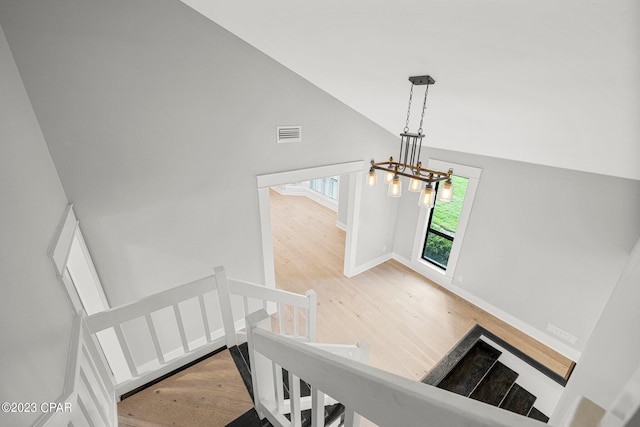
left=246, top=309, right=275, bottom=420
left=214, top=266, right=237, bottom=348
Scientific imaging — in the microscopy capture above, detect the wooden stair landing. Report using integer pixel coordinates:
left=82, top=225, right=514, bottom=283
left=117, top=349, right=253, bottom=427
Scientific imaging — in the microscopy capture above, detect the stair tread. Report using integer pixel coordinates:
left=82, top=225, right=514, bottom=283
left=469, top=361, right=519, bottom=406
left=528, top=407, right=550, bottom=423
left=229, top=343, right=345, bottom=427
left=282, top=368, right=313, bottom=399
left=229, top=343, right=254, bottom=401
left=499, top=383, right=537, bottom=415
left=225, top=408, right=272, bottom=427
left=437, top=340, right=502, bottom=396
left=284, top=404, right=345, bottom=426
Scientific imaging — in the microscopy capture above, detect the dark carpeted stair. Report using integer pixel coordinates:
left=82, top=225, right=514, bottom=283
left=226, top=408, right=272, bottom=427
left=227, top=342, right=345, bottom=427
left=469, top=361, right=518, bottom=406
left=422, top=326, right=555, bottom=423
left=500, top=383, right=537, bottom=415
left=437, top=340, right=501, bottom=396
left=528, top=407, right=550, bottom=423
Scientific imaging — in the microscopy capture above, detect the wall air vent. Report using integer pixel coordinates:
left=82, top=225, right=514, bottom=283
left=276, top=126, right=302, bottom=143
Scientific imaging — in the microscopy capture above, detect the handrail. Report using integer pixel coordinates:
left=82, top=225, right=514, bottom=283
left=85, top=273, right=217, bottom=333
left=83, top=266, right=317, bottom=397
left=225, top=275, right=317, bottom=344
left=247, top=309, right=544, bottom=427
left=85, top=273, right=221, bottom=391
left=229, top=277, right=312, bottom=307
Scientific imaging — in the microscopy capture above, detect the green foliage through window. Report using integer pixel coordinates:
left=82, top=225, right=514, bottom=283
left=422, top=175, right=468, bottom=268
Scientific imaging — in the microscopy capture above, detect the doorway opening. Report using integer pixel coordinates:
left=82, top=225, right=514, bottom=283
left=269, top=174, right=347, bottom=291
left=256, top=161, right=364, bottom=289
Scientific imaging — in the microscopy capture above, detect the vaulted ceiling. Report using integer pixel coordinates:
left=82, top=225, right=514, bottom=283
left=182, top=0, right=640, bottom=180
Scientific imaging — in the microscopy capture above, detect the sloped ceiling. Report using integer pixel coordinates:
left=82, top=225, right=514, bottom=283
left=182, top=0, right=640, bottom=180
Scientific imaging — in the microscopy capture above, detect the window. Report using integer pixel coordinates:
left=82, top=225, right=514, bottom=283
left=422, top=175, right=468, bottom=269
left=309, top=176, right=339, bottom=200
left=411, top=160, right=481, bottom=283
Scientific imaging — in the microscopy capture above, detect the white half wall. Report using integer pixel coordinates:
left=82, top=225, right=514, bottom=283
left=551, top=236, right=640, bottom=424
left=0, top=24, right=72, bottom=427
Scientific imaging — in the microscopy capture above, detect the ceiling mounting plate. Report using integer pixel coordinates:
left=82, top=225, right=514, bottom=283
left=408, top=75, right=435, bottom=85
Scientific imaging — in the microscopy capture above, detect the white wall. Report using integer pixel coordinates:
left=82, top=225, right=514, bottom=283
left=337, top=174, right=350, bottom=229
left=551, top=236, right=640, bottom=424
left=393, top=147, right=640, bottom=357
left=0, top=0, right=398, bottom=366
left=356, top=173, right=400, bottom=269
left=0, top=25, right=72, bottom=427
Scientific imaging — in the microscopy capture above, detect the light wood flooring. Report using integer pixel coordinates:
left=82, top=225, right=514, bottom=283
left=117, top=350, right=253, bottom=427
left=270, top=189, right=574, bottom=381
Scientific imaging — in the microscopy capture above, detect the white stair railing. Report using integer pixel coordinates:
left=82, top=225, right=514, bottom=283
left=219, top=266, right=317, bottom=346
left=246, top=309, right=369, bottom=427
left=246, top=309, right=546, bottom=427
left=84, top=266, right=316, bottom=397
left=34, top=312, right=117, bottom=427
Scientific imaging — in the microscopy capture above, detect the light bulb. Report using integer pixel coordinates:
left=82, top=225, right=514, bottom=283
left=408, top=175, right=421, bottom=192
left=418, top=184, right=435, bottom=208
left=367, top=169, right=378, bottom=187
left=439, top=178, right=454, bottom=202
left=384, top=170, right=395, bottom=184
left=387, top=175, right=402, bottom=197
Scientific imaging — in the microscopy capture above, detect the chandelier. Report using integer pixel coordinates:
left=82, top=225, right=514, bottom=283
left=368, top=75, right=453, bottom=208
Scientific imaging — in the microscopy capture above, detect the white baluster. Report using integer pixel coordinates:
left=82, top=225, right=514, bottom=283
left=113, top=324, right=138, bottom=377
left=343, top=407, right=361, bottom=427
left=289, top=371, right=302, bottom=427
left=172, top=303, right=189, bottom=353
left=306, top=290, right=317, bottom=342
left=311, top=386, right=325, bottom=427
left=198, top=294, right=212, bottom=343
left=273, top=361, right=284, bottom=413
left=145, top=313, right=165, bottom=364
left=278, top=302, right=285, bottom=334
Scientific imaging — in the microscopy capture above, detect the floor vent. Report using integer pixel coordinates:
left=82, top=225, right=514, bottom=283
left=277, top=126, right=302, bottom=143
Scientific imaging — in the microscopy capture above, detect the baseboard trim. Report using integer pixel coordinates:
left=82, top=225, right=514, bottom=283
left=390, top=252, right=582, bottom=363
left=117, top=336, right=226, bottom=398
left=346, top=253, right=392, bottom=277
left=271, top=184, right=338, bottom=212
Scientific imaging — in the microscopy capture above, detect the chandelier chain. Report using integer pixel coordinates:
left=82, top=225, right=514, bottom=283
left=417, top=84, right=430, bottom=134
left=404, top=84, right=414, bottom=133
left=368, top=74, right=451, bottom=202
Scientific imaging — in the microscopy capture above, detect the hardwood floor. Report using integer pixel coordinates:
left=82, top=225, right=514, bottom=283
left=117, top=350, right=253, bottom=427
left=269, top=189, right=574, bottom=382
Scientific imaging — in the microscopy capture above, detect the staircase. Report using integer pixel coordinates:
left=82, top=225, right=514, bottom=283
left=227, top=342, right=345, bottom=427
left=40, top=264, right=628, bottom=427
left=421, top=325, right=569, bottom=424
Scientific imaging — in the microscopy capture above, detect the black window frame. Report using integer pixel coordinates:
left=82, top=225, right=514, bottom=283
left=421, top=182, right=455, bottom=270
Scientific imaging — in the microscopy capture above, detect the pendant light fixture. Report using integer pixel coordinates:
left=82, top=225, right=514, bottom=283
left=368, top=75, right=453, bottom=208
